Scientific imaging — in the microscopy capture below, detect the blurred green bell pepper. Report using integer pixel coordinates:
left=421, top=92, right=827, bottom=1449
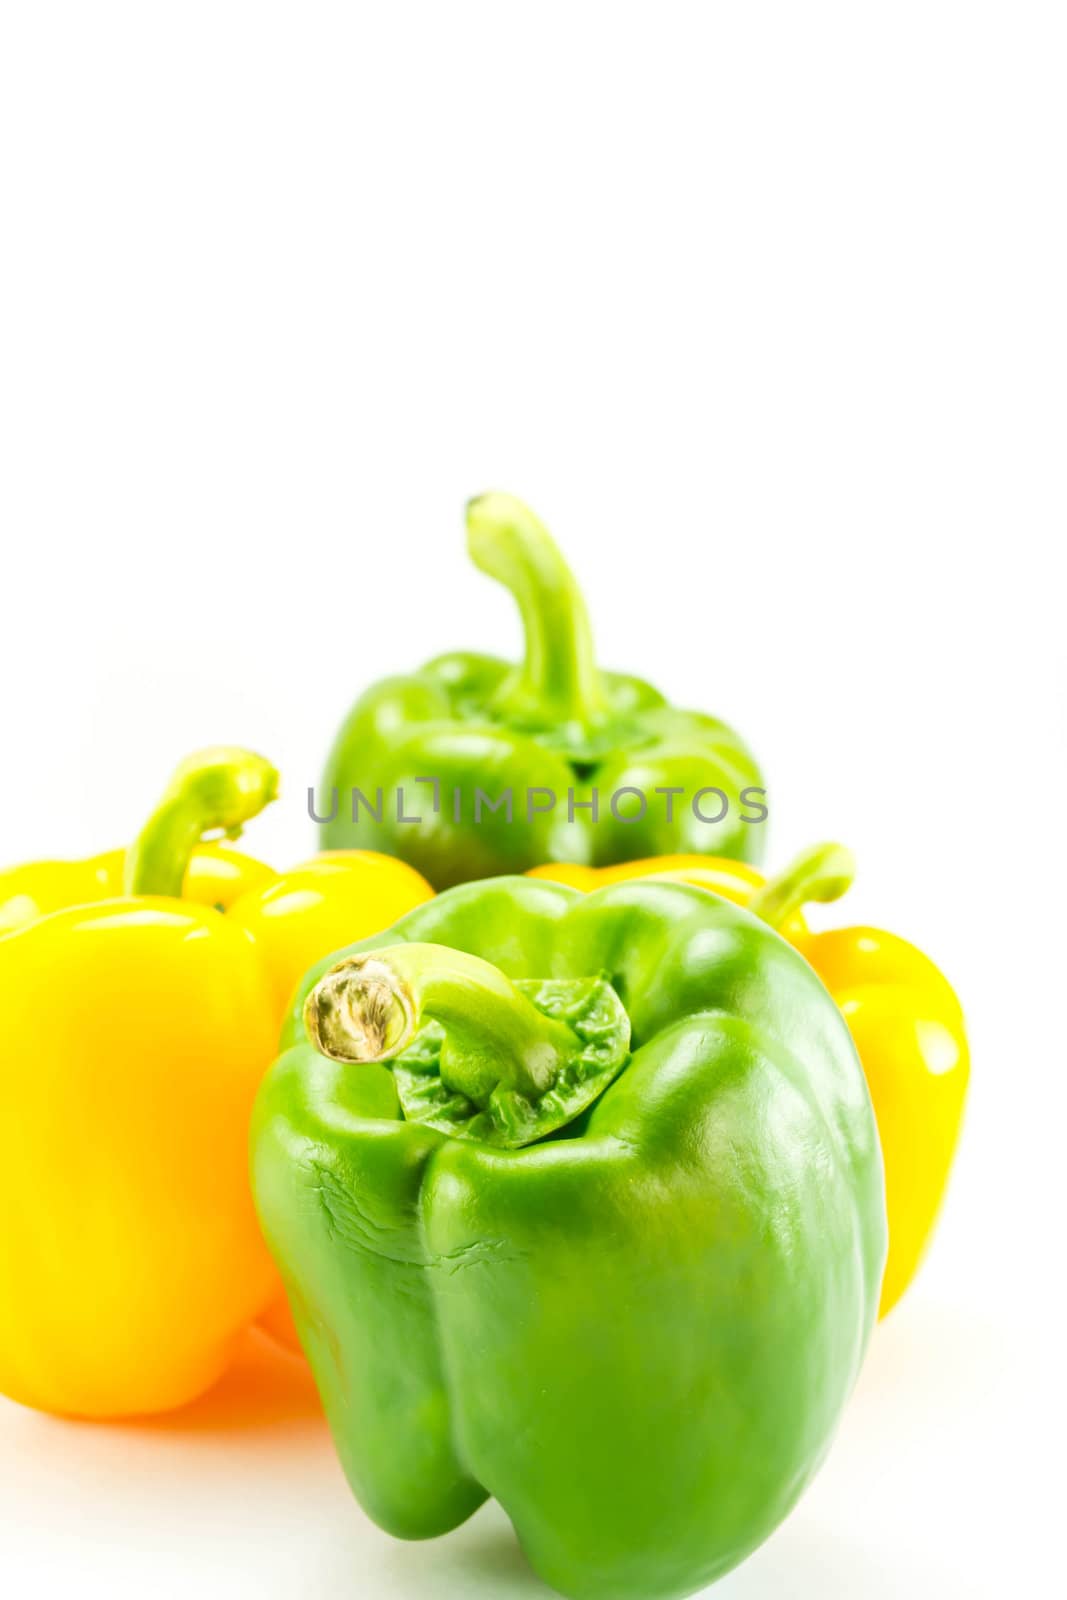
left=317, top=494, right=766, bottom=887
left=252, top=875, right=885, bottom=1600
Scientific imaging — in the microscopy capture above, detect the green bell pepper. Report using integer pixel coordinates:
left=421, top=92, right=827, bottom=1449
left=252, top=875, right=885, bottom=1600
left=317, top=494, right=766, bottom=887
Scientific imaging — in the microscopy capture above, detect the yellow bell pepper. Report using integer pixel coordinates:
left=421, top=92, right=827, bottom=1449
left=530, top=844, right=969, bottom=1318
left=0, top=748, right=432, bottom=1415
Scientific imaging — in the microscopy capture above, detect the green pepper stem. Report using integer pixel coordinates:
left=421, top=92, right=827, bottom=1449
left=466, top=492, right=609, bottom=734
left=304, top=942, right=579, bottom=1106
left=123, top=747, right=279, bottom=899
left=748, top=842, right=856, bottom=930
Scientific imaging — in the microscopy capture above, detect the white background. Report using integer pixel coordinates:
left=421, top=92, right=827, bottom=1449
left=1, top=4, right=1064, bottom=1596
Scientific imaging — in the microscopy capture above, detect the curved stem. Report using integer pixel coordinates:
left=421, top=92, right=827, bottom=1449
left=466, top=492, right=608, bottom=731
left=124, top=747, right=279, bottom=898
left=748, top=842, right=856, bottom=930
left=304, top=942, right=579, bottom=1106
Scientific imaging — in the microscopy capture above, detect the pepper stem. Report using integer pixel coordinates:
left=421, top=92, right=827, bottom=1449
left=304, top=943, right=580, bottom=1107
left=123, top=747, right=280, bottom=898
left=748, top=842, right=856, bottom=930
left=466, top=492, right=609, bottom=735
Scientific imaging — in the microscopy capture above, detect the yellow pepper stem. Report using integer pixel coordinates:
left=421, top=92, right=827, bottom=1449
left=748, top=842, right=856, bottom=930
left=123, top=748, right=280, bottom=899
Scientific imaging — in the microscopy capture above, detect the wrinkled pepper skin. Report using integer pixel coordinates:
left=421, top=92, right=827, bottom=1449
left=252, top=876, right=885, bottom=1600
left=319, top=494, right=766, bottom=887
left=0, top=750, right=433, bottom=1413
left=532, top=847, right=969, bottom=1317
